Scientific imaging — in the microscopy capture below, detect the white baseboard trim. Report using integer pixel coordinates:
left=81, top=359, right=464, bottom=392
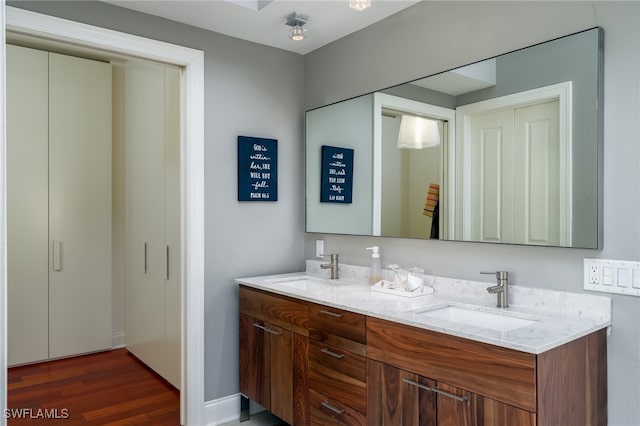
left=205, top=393, right=240, bottom=426
left=112, top=331, right=126, bottom=349
left=205, top=394, right=266, bottom=425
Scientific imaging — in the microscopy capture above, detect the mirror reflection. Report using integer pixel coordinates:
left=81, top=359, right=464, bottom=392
left=381, top=111, right=443, bottom=239
left=306, top=27, right=603, bottom=249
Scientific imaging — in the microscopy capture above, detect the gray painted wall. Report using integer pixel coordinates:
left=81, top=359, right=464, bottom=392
left=304, top=2, right=639, bottom=425
left=306, top=94, right=373, bottom=235
left=8, top=2, right=640, bottom=425
left=8, top=1, right=306, bottom=401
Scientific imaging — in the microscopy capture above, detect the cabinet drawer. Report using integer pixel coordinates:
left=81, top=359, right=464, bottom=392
left=309, top=342, right=367, bottom=413
left=239, top=286, right=308, bottom=336
left=309, top=304, right=365, bottom=356
left=310, top=389, right=366, bottom=426
left=367, top=317, right=536, bottom=412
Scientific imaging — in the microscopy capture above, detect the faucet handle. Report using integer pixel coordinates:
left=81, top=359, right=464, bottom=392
left=480, top=271, right=509, bottom=280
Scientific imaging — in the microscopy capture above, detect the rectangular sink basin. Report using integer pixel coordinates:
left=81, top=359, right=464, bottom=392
left=413, top=305, right=539, bottom=332
left=266, top=275, right=333, bottom=291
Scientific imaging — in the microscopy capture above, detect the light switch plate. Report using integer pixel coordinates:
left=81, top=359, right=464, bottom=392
left=584, top=258, right=640, bottom=296
left=315, top=240, right=324, bottom=258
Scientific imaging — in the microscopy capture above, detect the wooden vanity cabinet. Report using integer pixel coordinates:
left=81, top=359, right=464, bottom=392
left=239, top=285, right=606, bottom=426
left=366, top=316, right=607, bottom=426
left=239, top=286, right=309, bottom=425
left=367, top=361, right=437, bottom=425
left=308, top=303, right=367, bottom=425
left=367, top=359, right=536, bottom=426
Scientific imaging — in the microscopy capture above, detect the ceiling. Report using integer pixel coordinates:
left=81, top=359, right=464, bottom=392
left=101, top=0, right=421, bottom=55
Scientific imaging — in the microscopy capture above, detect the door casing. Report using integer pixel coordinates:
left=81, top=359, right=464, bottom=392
left=1, top=6, right=205, bottom=425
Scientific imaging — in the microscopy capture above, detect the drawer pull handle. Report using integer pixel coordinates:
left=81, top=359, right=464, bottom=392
left=321, top=348, right=345, bottom=359
left=402, top=378, right=432, bottom=392
left=431, top=388, right=469, bottom=402
left=402, top=378, right=468, bottom=403
left=321, top=401, right=345, bottom=415
left=320, top=309, right=344, bottom=318
left=252, top=323, right=282, bottom=336
left=431, top=386, right=469, bottom=403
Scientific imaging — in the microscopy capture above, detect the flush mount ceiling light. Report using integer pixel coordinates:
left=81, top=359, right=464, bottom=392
left=397, top=115, right=441, bottom=149
left=349, top=0, right=371, bottom=11
left=285, top=12, right=308, bottom=41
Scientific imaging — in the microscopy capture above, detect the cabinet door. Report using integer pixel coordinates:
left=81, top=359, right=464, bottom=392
left=368, top=360, right=436, bottom=426
left=269, top=324, right=294, bottom=425
left=239, top=314, right=271, bottom=408
left=473, top=392, right=536, bottom=426
left=239, top=314, right=296, bottom=425
left=435, top=382, right=473, bottom=426
left=48, top=52, right=112, bottom=359
left=6, top=44, right=50, bottom=366
left=293, top=334, right=310, bottom=426
left=436, top=382, right=536, bottom=426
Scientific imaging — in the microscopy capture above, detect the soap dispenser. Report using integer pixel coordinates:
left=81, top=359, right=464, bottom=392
left=366, top=246, right=382, bottom=285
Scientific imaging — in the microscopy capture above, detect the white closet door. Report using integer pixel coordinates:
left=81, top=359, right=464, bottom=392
left=513, top=100, right=561, bottom=245
left=467, top=101, right=561, bottom=245
left=48, top=52, right=112, bottom=358
left=125, top=61, right=170, bottom=380
left=164, top=67, right=182, bottom=389
left=469, top=109, right=515, bottom=243
left=6, top=45, right=49, bottom=365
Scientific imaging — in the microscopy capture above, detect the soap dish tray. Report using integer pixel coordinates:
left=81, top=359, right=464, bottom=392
left=371, top=280, right=434, bottom=298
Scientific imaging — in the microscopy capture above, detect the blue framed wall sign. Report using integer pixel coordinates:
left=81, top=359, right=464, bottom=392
left=321, top=145, right=354, bottom=203
left=237, top=136, right=278, bottom=201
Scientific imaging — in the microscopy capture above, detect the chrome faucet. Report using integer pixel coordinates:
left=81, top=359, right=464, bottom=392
left=481, top=271, right=509, bottom=308
left=320, top=254, right=339, bottom=279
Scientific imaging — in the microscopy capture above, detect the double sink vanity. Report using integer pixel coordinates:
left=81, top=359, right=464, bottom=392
left=237, top=261, right=610, bottom=426
left=238, top=23, right=608, bottom=426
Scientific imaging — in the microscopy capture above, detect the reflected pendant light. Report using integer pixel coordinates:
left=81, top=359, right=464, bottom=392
left=397, top=115, right=441, bottom=149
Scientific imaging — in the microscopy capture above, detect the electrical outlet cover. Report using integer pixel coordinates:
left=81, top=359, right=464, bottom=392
left=584, top=258, right=640, bottom=297
left=589, top=265, right=599, bottom=284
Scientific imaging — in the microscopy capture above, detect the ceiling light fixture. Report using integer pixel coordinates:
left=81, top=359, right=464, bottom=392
left=285, top=13, right=308, bottom=41
left=349, top=0, right=371, bottom=11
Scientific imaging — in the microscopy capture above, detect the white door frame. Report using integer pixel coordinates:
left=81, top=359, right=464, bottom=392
left=1, top=6, right=205, bottom=425
left=372, top=93, right=456, bottom=238
left=455, top=82, right=572, bottom=245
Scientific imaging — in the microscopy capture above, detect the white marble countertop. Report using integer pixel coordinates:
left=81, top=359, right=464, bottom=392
left=236, top=263, right=611, bottom=354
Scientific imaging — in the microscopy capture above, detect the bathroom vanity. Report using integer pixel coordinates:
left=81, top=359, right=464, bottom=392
left=237, top=265, right=610, bottom=425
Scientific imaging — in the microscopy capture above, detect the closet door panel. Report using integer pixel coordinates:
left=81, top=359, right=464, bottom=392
left=48, top=53, right=112, bottom=358
left=125, top=61, right=167, bottom=373
left=6, top=45, right=50, bottom=365
left=164, top=67, right=182, bottom=389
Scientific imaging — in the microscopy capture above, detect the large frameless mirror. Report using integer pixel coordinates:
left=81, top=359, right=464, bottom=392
left=306, top=27, right=603, bottom=248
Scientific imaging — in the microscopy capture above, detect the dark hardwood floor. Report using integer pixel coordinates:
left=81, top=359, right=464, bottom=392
left=7, top=348, right=180, bottom=425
